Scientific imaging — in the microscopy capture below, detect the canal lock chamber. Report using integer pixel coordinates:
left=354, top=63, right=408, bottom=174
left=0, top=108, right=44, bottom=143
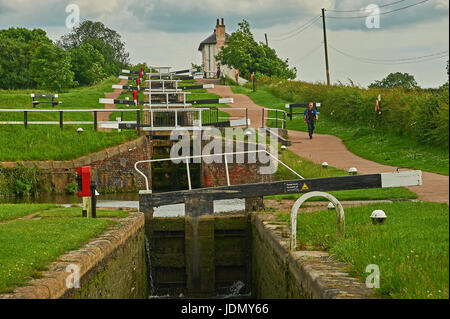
left=144, top=133, right=270, bottom=298
left=145, top=213, right=253, bottom=298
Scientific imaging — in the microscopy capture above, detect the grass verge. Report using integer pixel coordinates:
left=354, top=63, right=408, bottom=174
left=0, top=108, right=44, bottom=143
left=276, top=201, right=449, bottom=299
left=268, top=148, right=417, bottom=201
left=230, top=85, right=449, bottom=175
left=0, top=204, right=56, bottom=222
left=0, top=125, right=137, bottom=161
left=0, top=205, right=127, bottom=294
left=0, top=77, right=138, bottom=161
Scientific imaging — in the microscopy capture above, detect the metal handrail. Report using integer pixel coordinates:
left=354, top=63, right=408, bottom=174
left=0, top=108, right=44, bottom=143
left=0, top=108, right=210, bottom=132
left=290, top=191, right=345, bottom=250
left=134, top=149, right=305, bottom=192
left=262, top=108, right=287, bottom=129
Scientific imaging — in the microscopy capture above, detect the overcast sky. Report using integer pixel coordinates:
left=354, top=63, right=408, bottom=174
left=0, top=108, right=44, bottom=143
left=0, top=0, right=448, bottom=87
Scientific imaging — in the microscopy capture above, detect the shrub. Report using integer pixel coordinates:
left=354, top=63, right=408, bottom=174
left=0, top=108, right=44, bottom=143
left=258, top=76, right=449, bottom=148
left=0, top=164, right=45, bottom=196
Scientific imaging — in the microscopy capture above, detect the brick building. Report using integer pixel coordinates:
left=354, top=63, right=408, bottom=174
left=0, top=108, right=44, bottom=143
left=198, top=18, right=230, bottom=78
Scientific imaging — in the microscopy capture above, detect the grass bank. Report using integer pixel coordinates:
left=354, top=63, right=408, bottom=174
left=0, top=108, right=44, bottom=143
left=0, top=205, right=128, bottom=294
left=230, top=85, right=449, bottom=175
left=0, top=203, right=56, bottom=222
left=269, top=148, right=417, bottom=201
left=0, top=77, right=137, bottom=161
left=276, top=201, right=449, bottom=299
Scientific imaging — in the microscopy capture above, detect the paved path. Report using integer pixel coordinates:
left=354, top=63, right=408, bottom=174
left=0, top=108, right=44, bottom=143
left=198, top=80, right=449, bottom=204
left=98, top=78, right=128, bottom=125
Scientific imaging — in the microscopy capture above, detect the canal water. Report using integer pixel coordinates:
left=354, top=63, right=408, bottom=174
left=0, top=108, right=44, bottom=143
left=0, top=193, right=246, bottom=217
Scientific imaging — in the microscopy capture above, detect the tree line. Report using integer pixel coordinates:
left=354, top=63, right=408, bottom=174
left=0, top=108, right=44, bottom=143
left=0, top=21, right=131, bottom=92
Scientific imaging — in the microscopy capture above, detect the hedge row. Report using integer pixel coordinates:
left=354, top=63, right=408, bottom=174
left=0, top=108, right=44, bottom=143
left=258, top=77, right=449, bottom=148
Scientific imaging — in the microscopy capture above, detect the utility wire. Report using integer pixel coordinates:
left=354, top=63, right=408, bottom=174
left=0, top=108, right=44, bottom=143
left=326, top=0, right=430, bottom=19
left=327, top=0, right=409, bottom=12
left=329, top=44, right=449, bottom=64
left=270, top=16, right=321, bottom=42
left=292, top=42, right=324, bottom=64
left=269, top=16, right=321, bottom=40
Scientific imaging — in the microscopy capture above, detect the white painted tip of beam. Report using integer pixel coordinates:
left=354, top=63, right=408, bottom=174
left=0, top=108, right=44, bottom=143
left=285, top=104, right=290, bottom=108
left=193, top=74, right=203, bottom=79
left=121, top=69, right=130, bottom=74
left=381, top=170, right=422, bottom=188
left=98, top=122, right=119, bottom=129
left=219, top=98, right=234, bottom=104
left=99, top=98, right=114, bottom=104
left=30, top=94, right=35, bottom=97
left=203, top=84, right=214, bottom=89
left=139, top=190, right=153, bottom=195
left=229, top=118, right=248, bottom=127
left=118, top=75, right=129, bottom=80
left=112, top=85, right=123, bottom=89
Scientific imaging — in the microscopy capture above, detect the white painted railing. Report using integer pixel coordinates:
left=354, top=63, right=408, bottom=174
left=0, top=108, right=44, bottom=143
left=290, top=191, right=345, bottom=251
left=134, top=149, right=305, bottom=193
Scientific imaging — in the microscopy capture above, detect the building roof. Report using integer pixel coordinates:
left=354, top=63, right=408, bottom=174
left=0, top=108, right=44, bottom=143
left=198, top=32, right=230, bottom=51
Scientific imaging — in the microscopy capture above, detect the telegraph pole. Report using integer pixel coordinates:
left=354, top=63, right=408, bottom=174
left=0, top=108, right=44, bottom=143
left=264, top=33, right=269, bottom=46
left=321, top=8, right=331, bottom=86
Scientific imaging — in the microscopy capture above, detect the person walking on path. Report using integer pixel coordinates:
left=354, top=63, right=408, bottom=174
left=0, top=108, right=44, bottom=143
left=304, top=102, right=318, bottom=139
left=217, top=66, right=221, bottom=79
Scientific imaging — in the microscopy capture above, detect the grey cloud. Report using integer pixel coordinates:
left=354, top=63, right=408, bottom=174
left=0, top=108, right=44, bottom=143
left=0, top=0, right=69, bottom=29
left=0, top=0, right=447, bottom=34
left=123, top=0, right=448, bottom=33
left=325, top=0, right=449, bottom=31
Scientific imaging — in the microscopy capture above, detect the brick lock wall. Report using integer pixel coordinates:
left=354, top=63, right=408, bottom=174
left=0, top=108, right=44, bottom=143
left=90, top=137, right=152, bottom=192
left=0, top=136, right=152, bottom=195
left=201, top=139, right=274, bottom=188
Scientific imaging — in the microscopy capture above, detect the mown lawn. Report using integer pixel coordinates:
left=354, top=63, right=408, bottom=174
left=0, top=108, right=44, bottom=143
left=0, top=125, right=136, bottom=161
left=0, top=77, right=117, bottom=121
left=276, top=201, right=449, bottom=299
left=267, top=148, right=417, bottom=201
left=0, top=77, right=138, bottom=161
left=0, top=205, right=128, bottom=294
left=0, top=204, right=56, bottom=222
left=230, top=85, right=449, bottom=176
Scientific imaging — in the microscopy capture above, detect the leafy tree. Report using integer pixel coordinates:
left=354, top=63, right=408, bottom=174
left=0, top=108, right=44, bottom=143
left=0, top=37, right=32, bottom=89
left=216, top=20, right=296, bottom=80
left=69, top=42, right=105, bottom=85
left=132, top=62, right=151, bottom=73
left=191, top=63, right=202, bottom=72
left=369, top=72, right=419, bottom=89
left=30, top=44, right=76, bottom=92
left=0, top=27, right=52, bottom=46
left=0, top=28, right=52, bottom=89
left=57, top=21, right=130, bottom=75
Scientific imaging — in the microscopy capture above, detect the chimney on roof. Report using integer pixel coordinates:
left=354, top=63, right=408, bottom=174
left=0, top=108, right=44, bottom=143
left=215, top=18, right=226, bottom=50
left=216, top=18, right=220, bottom=27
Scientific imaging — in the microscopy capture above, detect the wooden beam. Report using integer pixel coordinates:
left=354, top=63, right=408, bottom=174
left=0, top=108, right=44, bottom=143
left=139, top=171, right=421, bottom=210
